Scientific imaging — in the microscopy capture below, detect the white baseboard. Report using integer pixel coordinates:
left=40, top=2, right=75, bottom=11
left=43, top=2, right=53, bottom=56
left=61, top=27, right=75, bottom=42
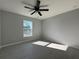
left=1, top=40, right=32, bottom=48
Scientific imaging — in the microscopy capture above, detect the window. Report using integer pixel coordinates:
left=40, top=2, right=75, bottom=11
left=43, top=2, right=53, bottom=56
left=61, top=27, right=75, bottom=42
left=23, top=20, right=32, bottom=37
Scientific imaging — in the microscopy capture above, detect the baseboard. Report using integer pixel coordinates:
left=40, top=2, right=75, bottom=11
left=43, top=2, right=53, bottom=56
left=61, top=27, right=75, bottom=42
left=1, top=40, right=34, bottom=48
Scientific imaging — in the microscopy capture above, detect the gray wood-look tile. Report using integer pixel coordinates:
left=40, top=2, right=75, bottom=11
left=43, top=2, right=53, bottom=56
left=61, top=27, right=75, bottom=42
left=0, top=41, right=79, bottom=59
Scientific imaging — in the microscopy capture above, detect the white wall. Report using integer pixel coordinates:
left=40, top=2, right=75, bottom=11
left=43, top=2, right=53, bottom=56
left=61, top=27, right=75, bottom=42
left=1, top=10, right=41, bottom=46
left=42, top=9, right=79, bottom=49
left=0, top=11, right=1, bottom=47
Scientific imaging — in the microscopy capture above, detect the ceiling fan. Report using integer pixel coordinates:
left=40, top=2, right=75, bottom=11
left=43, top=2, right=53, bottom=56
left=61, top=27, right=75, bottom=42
left=23, top=0, right=49, bottom=16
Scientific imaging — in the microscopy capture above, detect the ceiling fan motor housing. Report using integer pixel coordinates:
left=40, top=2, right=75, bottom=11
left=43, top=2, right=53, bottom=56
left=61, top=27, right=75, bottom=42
left=34, top=6, right=40, bottom=11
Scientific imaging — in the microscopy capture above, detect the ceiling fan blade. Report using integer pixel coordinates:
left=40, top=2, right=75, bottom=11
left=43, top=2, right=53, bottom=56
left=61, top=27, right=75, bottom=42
left=24, top=6, right=34, bottom=10
left=38, top=11, right=42, bottom=16
left=39, top=9, right=49, bottom=11
left=31, top=11, right=36, bottom=15
left=22, top=1, right=34, bottom=7
left=40, top=5, right=48, bottom=7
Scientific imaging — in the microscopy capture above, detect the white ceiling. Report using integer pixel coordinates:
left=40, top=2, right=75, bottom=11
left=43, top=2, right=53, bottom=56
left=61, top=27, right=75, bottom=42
left=0, top=0, right=79, bottom=20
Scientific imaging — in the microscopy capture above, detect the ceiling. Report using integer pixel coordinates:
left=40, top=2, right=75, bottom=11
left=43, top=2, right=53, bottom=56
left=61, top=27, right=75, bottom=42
left=0, top=0, right=79, bottom=20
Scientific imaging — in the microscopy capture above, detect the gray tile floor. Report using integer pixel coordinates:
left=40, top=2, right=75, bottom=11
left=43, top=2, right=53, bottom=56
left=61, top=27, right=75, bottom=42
left=0, top=41, right=79, bottom=59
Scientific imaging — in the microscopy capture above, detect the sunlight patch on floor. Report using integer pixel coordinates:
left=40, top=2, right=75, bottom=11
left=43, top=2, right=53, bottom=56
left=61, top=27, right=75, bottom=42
left=32, top=41, right=50, bottom=46
left=47, top=43, right=68, bottom=51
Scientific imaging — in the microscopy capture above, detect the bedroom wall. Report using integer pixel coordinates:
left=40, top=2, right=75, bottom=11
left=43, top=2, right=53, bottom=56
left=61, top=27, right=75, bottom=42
left=1, top=10, right=41, bottom=46
left=0, top=11, right=2, bottom=47
left=42, top=9, right=79, bottom=49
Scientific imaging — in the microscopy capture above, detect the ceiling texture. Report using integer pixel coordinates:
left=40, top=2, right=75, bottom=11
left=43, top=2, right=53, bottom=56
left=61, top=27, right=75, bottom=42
left=0, top=0, right=79, bottom=20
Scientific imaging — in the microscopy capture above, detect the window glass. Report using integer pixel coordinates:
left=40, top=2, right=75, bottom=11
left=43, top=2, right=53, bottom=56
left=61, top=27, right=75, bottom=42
left=23, top=20, right=32, bottom=37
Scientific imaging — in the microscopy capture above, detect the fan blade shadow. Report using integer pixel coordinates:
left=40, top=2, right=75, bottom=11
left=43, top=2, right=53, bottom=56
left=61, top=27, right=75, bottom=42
left=40, top=5, right=48, bottom=7
left=24, top=6, right=34, bottom=10
left=22, top=1, right=34, bottom=7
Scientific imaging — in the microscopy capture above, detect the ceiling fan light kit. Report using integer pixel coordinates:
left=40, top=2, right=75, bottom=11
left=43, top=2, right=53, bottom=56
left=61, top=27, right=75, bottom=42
left=23, top=0, right=49, bottom=16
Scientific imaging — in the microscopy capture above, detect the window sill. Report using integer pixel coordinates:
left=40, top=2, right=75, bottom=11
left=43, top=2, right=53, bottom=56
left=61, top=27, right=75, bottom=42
left=23, top=34, right=32, bottom=37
